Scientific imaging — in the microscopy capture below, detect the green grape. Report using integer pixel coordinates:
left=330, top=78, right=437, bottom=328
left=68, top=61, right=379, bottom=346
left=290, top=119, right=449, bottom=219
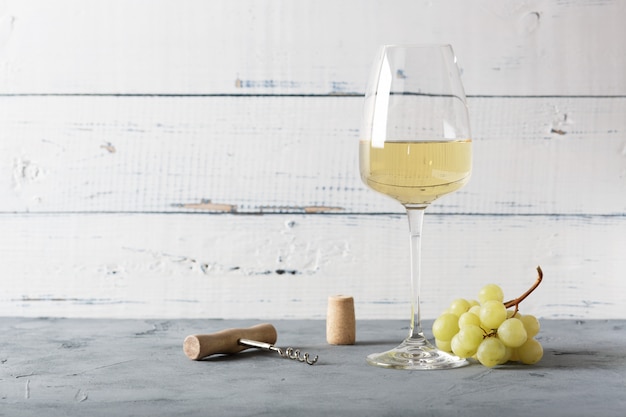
left=520, top=314, right=540, bottom=338
left=500, top=345, right=513, bottom=365
left=476, top=337, right=506, bottom=367
left=435, top=338, right=452, bottom=352
left=497, top=318, right=527, bottom=348
left=506, top=309, right=520, bottom=318
left=456, top=325, right=484, bottom=354
left=432, top=313, right=460, bottom=342
left=468, top=299, right=480, bottom=308
left=478, top=284, right=504, bottom=304
left=458, top=311, right=481, bottom=328
left=469, top=305, right=481, bottom=316
left=449, top=298, right=471, bottom=316
left=451, top=334, right=473, bottom=358
left=517, top=338, right=543, bottom=364
left=479, top=300, right=507, bottom=329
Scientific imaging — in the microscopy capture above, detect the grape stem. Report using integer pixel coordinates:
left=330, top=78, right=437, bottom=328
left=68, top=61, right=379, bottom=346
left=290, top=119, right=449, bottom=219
left=503, top=266, right=543, bottom=314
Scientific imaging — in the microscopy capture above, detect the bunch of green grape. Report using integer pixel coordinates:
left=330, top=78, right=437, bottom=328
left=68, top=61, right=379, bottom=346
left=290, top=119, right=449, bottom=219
left=432, top=283, right=543, bottom=367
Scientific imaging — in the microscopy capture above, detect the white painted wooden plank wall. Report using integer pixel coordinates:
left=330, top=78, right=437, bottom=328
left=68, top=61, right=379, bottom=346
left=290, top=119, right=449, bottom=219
left=1, top=0, right=625, bottom=320
left=2, top=96, right=625, bottom=215
left=1, top=0, right=624, bottom=96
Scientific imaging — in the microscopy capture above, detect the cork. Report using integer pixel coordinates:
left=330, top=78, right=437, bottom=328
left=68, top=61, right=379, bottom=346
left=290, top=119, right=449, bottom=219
left=326, top=295, right=356, bottom=345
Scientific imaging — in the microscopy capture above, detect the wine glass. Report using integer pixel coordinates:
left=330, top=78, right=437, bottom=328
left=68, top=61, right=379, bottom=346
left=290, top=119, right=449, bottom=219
left=359, top=44, right=472, bottom=370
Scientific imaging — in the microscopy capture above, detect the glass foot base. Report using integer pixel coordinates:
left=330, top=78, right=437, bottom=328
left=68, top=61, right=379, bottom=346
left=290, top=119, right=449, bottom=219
left=366, top=337, right=469, bottom=370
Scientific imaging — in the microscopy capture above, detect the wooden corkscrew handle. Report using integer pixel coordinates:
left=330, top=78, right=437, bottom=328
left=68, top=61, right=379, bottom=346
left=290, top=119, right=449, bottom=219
left=183, top=323, right=278, bottom=360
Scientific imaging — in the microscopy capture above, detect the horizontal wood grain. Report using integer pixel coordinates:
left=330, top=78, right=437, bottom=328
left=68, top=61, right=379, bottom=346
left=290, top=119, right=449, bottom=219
left=1, top=0, right=625, bottom=322
left=1, top=213, right=623, bottom=319
left=1, top=0, right=624, bottom=96
left=1, top=95, right=624, bottom=215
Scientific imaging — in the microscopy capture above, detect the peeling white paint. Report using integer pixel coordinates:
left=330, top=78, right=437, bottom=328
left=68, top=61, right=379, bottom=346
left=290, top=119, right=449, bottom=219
left=0, top=0, right=624, bottom=321
left=12, top=158, right=45, bottom=190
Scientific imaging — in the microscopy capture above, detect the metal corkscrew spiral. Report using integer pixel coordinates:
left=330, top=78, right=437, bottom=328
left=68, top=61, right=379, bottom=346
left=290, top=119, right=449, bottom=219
left=239, top=339, right=319, bottom=365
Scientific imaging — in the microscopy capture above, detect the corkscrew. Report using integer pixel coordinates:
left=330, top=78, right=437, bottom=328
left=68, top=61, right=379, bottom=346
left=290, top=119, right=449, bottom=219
left=238, top=338, right=318, bottom=365
left=183, top=323, right=319, bottom=365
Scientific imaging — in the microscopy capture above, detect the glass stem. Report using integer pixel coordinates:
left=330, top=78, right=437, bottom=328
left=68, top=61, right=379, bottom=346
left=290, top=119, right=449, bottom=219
left=406, top=206, right=427, bottom=341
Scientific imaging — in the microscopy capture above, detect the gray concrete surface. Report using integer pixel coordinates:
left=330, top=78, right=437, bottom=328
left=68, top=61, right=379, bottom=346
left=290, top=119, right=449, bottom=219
left=1, top=318, right=624, bottom=416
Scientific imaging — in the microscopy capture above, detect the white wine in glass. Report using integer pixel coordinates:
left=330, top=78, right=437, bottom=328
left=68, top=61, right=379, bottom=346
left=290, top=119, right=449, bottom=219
left=360, top=44, right=472, bottom=370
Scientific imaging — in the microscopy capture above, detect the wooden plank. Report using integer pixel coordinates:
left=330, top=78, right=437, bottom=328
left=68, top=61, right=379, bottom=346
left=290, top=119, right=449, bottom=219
left=1, top=95, right=625, bottom=215
left=1, top=0, right=625, bottom=326
left=1, top=213, right=623, bottom=319
left=1, top=0, right=624, bottom=95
